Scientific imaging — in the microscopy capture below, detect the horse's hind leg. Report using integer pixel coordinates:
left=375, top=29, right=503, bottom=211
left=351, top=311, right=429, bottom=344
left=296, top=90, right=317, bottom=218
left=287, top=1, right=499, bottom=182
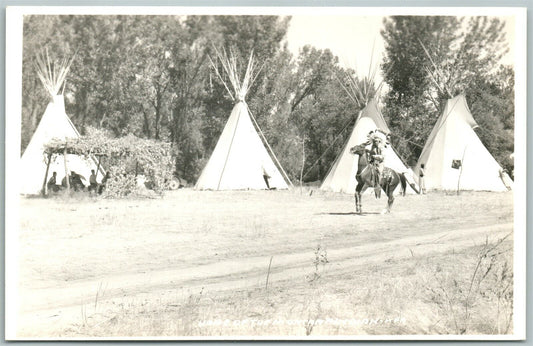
left=381, top=193, right=393, bottom=214
left=386, top=194, right=394, bottom=213
left=383, top=182, right=398, bottom=214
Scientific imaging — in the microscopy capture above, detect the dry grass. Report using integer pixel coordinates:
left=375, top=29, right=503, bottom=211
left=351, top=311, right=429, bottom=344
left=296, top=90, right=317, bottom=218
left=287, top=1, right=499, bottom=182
left=16, top=188, right=514, bottom=338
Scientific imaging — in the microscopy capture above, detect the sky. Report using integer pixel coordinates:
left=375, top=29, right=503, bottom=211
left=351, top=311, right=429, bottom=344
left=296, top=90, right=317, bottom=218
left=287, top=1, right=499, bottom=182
left=286, top=16, right=386, bottom=75
left=285, top=15, right=516, bottom=82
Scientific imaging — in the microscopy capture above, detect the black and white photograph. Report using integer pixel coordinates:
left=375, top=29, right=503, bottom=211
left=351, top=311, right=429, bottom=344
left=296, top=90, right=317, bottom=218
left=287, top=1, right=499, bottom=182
left=4, top=6, right=527, bottom=340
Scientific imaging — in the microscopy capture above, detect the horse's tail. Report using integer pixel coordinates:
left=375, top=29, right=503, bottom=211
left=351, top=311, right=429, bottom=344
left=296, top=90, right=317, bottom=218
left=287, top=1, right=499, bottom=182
left=399, top=172, right=407, bottom=196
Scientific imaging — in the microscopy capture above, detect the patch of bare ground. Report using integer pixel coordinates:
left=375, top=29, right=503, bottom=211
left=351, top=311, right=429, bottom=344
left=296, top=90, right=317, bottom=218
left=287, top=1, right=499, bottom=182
left=15, top=189, right=513, bottom=337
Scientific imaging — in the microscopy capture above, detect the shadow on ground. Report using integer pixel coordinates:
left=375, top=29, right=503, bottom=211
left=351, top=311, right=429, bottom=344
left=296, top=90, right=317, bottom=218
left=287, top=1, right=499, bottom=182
left=318, top=211, right=381, bottom=216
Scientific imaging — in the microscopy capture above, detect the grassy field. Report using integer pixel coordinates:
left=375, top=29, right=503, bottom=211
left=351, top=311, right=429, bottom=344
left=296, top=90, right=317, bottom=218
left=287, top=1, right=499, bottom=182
left=16, top=188, right=514, bottom=338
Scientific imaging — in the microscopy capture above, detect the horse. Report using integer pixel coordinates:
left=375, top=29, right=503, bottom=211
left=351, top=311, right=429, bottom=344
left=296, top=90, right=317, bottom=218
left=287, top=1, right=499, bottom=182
left=350, top=143, right=407, bottom=214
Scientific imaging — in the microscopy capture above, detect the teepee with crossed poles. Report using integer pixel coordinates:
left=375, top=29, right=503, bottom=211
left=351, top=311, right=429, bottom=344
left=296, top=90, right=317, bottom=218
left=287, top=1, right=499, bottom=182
left=19, top=51, right=104, bottom=195
left=195, top=49, right=291, bottom=190
left=320, top=65, right=418, bottom=194
left=414, top=95, right=513, bottom=191
left=413, top=40, right=512, bottom=192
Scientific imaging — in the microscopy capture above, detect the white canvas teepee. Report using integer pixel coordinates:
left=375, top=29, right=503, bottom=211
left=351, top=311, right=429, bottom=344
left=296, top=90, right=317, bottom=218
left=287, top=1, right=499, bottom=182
left=414, top=95, right=512, bottom=192
left=320, top=99, right=418, bottom=194
left=19, top=53, right=103, bottom=195
left=195, top=51, right=290, bottom=190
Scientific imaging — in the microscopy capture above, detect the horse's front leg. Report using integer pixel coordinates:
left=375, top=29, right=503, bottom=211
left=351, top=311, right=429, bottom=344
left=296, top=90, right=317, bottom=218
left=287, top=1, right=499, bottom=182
left=355, top=182, right=366, bottom=214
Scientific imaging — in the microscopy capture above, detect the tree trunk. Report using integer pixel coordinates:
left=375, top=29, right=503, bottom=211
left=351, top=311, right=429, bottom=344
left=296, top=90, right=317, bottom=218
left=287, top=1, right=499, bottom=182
left=142, top=109, right=151, bottom=138
left=155, top=106, right=161, bottom=140
left=300, top=137, right=305, bottom=187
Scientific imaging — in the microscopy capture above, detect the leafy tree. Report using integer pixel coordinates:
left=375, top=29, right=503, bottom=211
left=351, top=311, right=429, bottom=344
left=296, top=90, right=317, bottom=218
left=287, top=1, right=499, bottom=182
left=381, top=16, right=460, bottom=163
left=123, top=16, right=184, bottom=140
left=468, top=66, right=514, bottom=175
left=289, top=47, right=355, bottom=181
left=213, top=15, right=291, bottom=65
left=166, top=29, right=211, bottom=182
left=65, top=16, right=135, bottom=133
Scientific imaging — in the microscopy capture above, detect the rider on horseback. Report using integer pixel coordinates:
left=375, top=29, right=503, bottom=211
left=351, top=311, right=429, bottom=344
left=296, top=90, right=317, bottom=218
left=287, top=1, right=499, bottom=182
left=363, top=130, right=389, bottom=196
left=350, top=129, right=405, bottom=214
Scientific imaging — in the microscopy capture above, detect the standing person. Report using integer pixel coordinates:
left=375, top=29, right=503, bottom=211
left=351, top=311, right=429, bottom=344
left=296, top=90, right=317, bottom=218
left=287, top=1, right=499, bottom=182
left=419, top=163, right=426, bottom=194
left=262, top=165, right=271, bottom=190
left=88, top=170, right=98, bottom=192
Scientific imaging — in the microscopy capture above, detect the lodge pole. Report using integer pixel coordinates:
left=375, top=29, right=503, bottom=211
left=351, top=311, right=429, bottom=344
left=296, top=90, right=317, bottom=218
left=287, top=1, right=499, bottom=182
left=63, top=143, right=70, bottom=192
left=41, top=152, right=52, bottom=196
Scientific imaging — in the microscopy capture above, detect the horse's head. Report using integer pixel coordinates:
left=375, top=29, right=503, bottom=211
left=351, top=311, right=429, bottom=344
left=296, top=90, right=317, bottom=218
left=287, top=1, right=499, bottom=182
left=350, top=144, right=367, bottom=156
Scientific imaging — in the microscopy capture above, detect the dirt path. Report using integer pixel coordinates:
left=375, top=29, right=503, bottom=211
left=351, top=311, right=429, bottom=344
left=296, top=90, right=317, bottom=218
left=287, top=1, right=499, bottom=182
left=17, top=221, right=512, bottom=337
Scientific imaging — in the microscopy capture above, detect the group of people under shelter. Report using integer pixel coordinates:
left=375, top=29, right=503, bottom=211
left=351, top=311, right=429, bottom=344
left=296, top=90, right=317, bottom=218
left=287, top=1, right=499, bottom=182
left=46, top=169, right=111, bottom=194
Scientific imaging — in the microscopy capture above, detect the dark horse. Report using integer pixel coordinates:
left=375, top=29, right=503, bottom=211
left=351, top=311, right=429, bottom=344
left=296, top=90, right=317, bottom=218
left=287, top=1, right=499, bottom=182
left=350, top=144, right=407, bottom=214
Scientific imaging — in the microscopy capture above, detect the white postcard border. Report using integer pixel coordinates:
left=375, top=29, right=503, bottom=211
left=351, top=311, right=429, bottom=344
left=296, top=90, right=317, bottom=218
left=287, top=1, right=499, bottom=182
left=4, top=5, right=527, bottom=341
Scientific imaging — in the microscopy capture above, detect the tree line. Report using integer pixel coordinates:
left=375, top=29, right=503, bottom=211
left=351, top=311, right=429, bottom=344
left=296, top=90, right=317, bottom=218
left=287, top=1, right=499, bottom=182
left=21, top=15, right=514, bottom=184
